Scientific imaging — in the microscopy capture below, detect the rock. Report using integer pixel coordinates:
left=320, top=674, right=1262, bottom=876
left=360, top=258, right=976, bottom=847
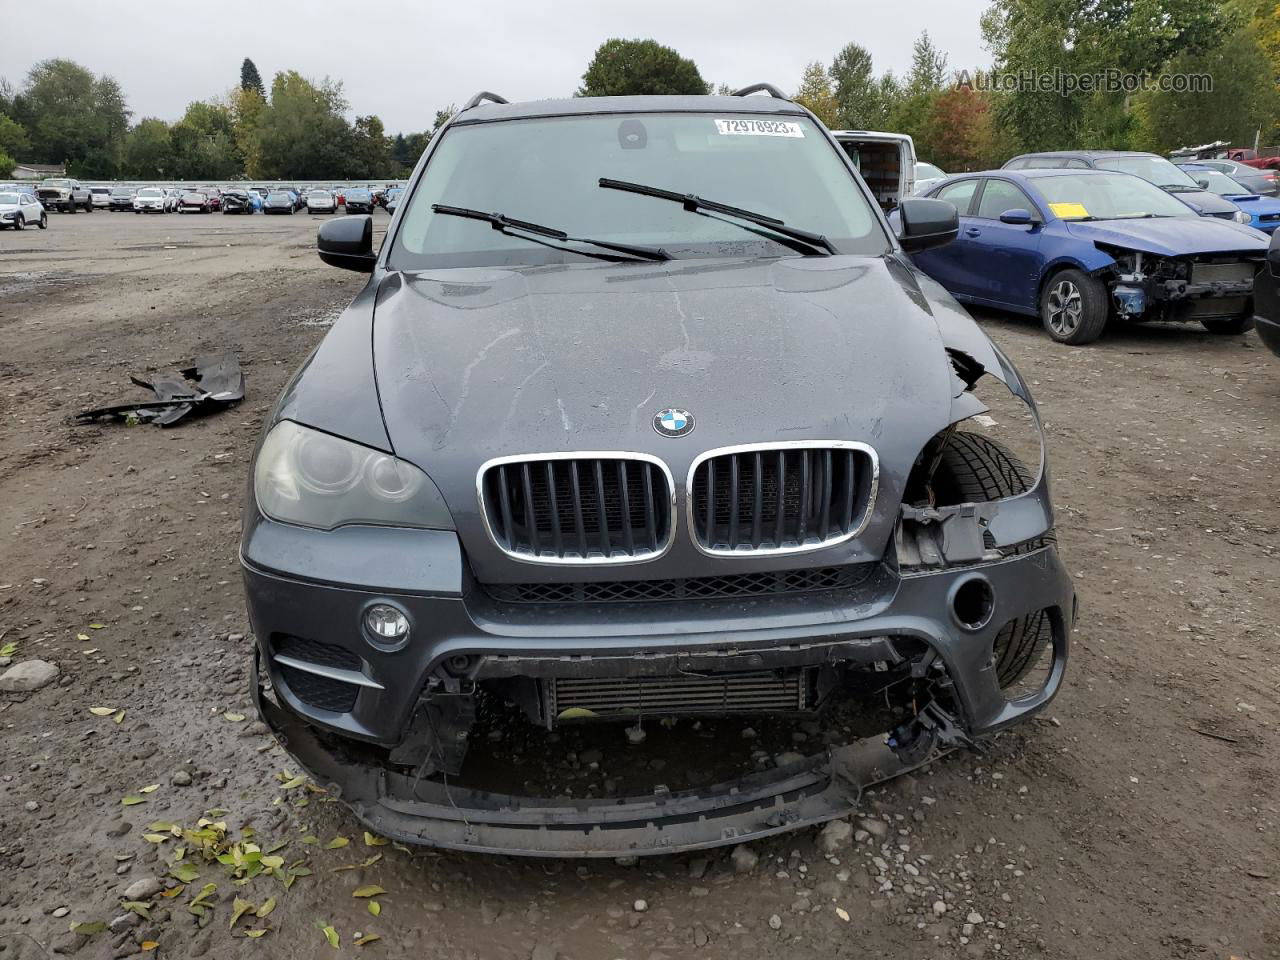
left=775, top=751, right=805, bottom=767
left=121, top=877, right=163, bottom=901
left=0, top=659, right=60, bottom=693
left=0, top=656, right=11, bottom=668
left=688, top=857, right=708, bottom=880
left=52, top=907, right=70, bottom=919
left=107, top=821, right=132, bottom=838
left=740, top=727, right=757, bottom=740
left=109, top=913, right=140, bottom=933
left=615, top=855, right=638, bottom=867
left=856, top=817, right=890, bottom=840
left=625, top=725, right=646, bottom=744
left=23, top=801, right=39, bottom=812
left=633, top=899, right=648, bottom=912
left=932, top=900, right=948, bottom=916
left=817, top=819, right=852, bottom=854
left=967, top=911, right=984, bottom=924
left=730, top=844, right=758, bottom=874
left=767, top=914, right=782, bottom=931
left=693, top=926, right=709, bottom=947
left=171, top=770, right=192, bottom=787
left=530, top=944, right=558, bottom=960
left=51, top=933, right=88, bottom=955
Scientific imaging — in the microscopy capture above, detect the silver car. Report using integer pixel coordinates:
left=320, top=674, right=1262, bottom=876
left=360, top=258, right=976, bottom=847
left=0, top=191, right=48, bottom=230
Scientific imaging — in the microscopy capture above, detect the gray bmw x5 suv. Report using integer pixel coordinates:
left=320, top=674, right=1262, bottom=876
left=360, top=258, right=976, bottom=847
left=241, top=85, right=1076, bottom=857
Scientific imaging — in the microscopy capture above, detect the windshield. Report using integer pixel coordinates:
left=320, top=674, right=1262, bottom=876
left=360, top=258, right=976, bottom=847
left=347, top=189, right=371, bottom=199
left=267, top=192, right=290, bottom=200
left=308, top=191, right=329, bottom=198
left=91, top=187, right=110, bottom=194
left=391, top=112, right=886, bottom=269
left=1183, top=168, right=1251, bottom=196
left=112, top=188, right=135, bottom=196
left=43, top=179, right=72, bottom=187
left=0, top=193, right=20, bottom=205
left=1094, top=155, right=1199, bottom=190
left=1035, top=173, right=1199, bottom=221
left=917, top=163, right=945, bottom=179
left=138, top=189, right=163, bottom=197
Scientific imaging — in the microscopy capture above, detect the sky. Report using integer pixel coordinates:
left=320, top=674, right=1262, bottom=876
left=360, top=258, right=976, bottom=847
left=6, top=0, right=994, bottom=134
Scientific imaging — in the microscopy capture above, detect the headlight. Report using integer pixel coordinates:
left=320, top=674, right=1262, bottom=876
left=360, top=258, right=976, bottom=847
left=254, top=420, right=453, bottom=531
left=1233, top=210, right=1252, bottom=224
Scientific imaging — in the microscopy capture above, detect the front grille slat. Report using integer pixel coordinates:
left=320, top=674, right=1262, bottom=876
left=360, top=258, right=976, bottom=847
left=551, top=672, right=812, bottom=718
left=481, top=454, right=672, bottom=564
left=691, top=443, right=875, bottom=556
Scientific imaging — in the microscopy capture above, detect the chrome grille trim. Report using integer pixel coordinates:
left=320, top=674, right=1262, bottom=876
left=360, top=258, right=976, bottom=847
left=685, top=441, right=879, bottom=558
left=271, top=655, right=384, bottom=690
left=477, top=452, right=677, bottom=566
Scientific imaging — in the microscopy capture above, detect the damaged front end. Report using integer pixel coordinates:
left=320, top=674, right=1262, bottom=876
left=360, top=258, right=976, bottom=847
left=1101, top=247, right=1261, bottom=323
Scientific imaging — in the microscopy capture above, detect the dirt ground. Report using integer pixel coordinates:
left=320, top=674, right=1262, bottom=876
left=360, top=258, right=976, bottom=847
left=0, top=209, right=1277, bottom=960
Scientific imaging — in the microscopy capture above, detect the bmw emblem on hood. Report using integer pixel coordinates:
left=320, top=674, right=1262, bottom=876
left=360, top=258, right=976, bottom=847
left=653, top=408, right=694, bottom=438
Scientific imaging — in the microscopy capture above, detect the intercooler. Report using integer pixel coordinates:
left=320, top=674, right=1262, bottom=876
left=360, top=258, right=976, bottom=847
left=545, top=670, right=815, bottom=722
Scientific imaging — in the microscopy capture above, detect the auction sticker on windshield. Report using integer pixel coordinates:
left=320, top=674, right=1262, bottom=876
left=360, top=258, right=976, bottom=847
left=715, top=119, right=804, bottom=138
left=1049, top=202, right=1089, bottom=220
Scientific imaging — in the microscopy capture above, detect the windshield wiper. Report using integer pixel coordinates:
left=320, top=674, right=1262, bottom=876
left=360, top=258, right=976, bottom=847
left=598, top=178, right=836, bottom=256
left=431, top=205, right=670, bottom=262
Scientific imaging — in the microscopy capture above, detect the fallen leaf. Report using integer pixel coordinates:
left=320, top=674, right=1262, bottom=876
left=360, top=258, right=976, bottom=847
left=89, top=623, right=105, bottom=630
left=230, top=897, right=254, bottom=928
left=256, top=897, right=276, bottom=918
left=324, top=837, right=349, bottom=850
left=355, top=934, right=381, bottom=946
left=113, top=710, right=125, bottom=724
left=121, top=795, right=147, bottom=806
left=300, top=835, right=320, bottom=845
left=279, top=775, right=306, bottom=790
left=224, top=712, right=246, bottom=723
left=76, top=633, right=90, bottom=642
left=141, top=941, right=159, bottom=952
left=139, top=784, right=160, bottom=794
left=121, top=901, right=152, bottom=920
left=70, top=921, right=106, bottom=936
left=161, top=884, right=186, bottom=899
left=171, top=863, right=200, bottom=883
left=368, top=901, right=381, bottom=917
left=260, top=855, right=285, bottom=870
left=362, top=831, right=388, bottom=847
left=835, top=906, right=850, bottom=922
left=246, top=929, right=269, bottom=939
left=89, top=707, right=116, bottom=716
left=142, top=834, right=169, bottom=844
left=352, top=885, right=386, bottom=899
left=321, top=924, right=339, bottom=948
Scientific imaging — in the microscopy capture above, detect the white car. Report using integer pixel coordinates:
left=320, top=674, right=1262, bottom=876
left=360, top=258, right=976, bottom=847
left=306, top=189, right=336, bottom=214
left=90, top=186, right=112, bottom=209
left=133, top=187, right=169, bottom=214
left=0, top=190, right=48, bottom=230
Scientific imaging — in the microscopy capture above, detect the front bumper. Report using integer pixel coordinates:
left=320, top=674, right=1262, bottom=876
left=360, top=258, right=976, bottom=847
left=243, top=510, right=1073, bottom=854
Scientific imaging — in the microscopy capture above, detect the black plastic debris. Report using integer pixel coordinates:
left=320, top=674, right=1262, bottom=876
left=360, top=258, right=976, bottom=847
left=73, top=353, right=245, bottom=428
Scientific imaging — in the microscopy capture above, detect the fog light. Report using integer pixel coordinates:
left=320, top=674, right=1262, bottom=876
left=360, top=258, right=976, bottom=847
left=364, top=604, right=409, bottom=641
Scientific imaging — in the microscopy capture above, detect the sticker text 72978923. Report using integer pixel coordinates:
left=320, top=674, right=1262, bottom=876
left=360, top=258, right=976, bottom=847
left=714, top=118, right=805, bottom=138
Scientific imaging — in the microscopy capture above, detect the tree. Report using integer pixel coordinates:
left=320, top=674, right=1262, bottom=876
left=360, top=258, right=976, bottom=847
left=0, top=113, right=30, bottom=161
left=829, top=43, right=877, bottom=129
left=793, top=62, right=839, bottom=127
left=926, top=86, right=993, bottom=171
left=0, top=149, right=12, bottom=178
left=578, top=39, right=708, bottom=97
left=906, top=31, right=949, bottom=96
left=252, top=71, right=352, bottom=179
left=350, top=115, right=392, bottom=177
left=19, top=59, right=129, bottom=172
left=124, top=118, right=174, bottom=179
left=229, top=86, right=266, bottom=174
left=171, top=101, right=239, bottom=179
left=240, top=58, right=265, bottom=98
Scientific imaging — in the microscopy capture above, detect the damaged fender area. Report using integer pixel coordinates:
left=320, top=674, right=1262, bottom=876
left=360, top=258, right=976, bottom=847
left=1095, top=248, right=1261, bottom=322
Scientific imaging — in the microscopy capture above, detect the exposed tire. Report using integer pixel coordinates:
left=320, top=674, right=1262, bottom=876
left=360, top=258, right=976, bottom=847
left=66, top=200, right=75, bottom=214
left=1040, top=268, right=1107, bottom=345
left=14, top=215, right=23, bottom=230
left=84, top=198, right=93, bottom=212
left=38, top=213, right=47, bottom=229
left=934, top=432, right=1052, bottom=688
left=1200, top=315, right=1254, bottom=335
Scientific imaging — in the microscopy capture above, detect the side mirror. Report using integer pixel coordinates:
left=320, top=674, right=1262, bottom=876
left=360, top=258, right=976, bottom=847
left=998, top=208, right=1036, bottom=226
left=897, top=197, right=959, bottom=253
left=1196, top=178, right=1211, bottom=189
left=1269, top=229, right=1280, bottom=278
left=318, top=215, right=375, bottom=272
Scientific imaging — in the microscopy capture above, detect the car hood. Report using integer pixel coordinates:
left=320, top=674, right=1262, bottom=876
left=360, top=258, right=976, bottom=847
left=1228, top=195, right=1280, bottom=215
left=371, top=255, right=965, bottom=579
left=1065, top=217, right=1269, bottom=257
left=1164, top=188, right=1239, bottom=216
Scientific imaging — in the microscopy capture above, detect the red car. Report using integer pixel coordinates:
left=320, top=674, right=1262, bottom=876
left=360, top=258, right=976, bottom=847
left=178, top=190, right=213, bottom=214
left=197, top=187, right=223, bottom=211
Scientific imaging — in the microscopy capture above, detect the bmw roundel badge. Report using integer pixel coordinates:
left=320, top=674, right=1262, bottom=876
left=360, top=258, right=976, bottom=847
left=653, top=408, right=695, bottom=438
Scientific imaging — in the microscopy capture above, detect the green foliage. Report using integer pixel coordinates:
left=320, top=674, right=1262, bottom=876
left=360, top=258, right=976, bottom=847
left=252, top=71, right=352, bottom=179
left=350, top=115, right=393, bottom=178
left=0, top=149, right=12, bottom=177
left=18, top=59, right=130, bottom=174
left=830, top=43, right=883, bottom=129
left=124, top=118, right=173, bottom=178
left=0, top=113, right=31, bottom=159
left=240, top=58, right=265, bottom=98
left=905, top=31, right=949, bottom=96
left=793, top=62, right=839, bottom=127
left=171, top=101, right=239, bottom=180
left=578, top=39, right=708, bottom=97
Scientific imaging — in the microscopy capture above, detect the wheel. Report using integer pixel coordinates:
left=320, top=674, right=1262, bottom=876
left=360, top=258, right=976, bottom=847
left=66, top=200, right=75, bottom=214
left=14, top=215, right=23, bottom=230
left=1200, top=316, right=1254, bottom=335
left=38, top=213, right=47, bottom=229
left=84, top=198, right=92, bottom=211
left=1039, top=269, right=1107, bottom=345
left=931, top=432, right=1053, bottom=686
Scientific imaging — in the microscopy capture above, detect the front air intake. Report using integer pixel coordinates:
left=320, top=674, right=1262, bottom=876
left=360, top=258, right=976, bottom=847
left=548, top=671, right=814, bottom=721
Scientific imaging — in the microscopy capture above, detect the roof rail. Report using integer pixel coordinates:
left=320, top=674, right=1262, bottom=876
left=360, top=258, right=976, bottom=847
left=462, top=91, right=509, bottom=110
left=731, top=83, right=790, bottom=100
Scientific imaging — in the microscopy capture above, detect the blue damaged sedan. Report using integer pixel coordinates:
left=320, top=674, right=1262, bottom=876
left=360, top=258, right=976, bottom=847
left=1178, top=164, right=1280, bottom=234
left=899, top=168, right=1270, bottom=344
